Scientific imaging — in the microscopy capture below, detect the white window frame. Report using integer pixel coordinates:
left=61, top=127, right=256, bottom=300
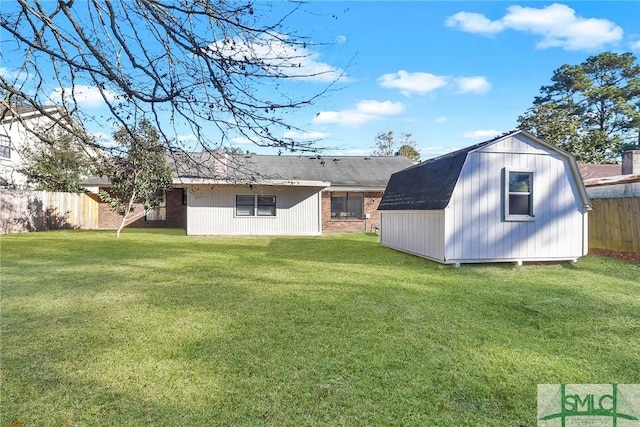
left=0, top=134, right=11, bottom=159
left=235, top=194, right=277, bottom=217
left=504, top=168, right=534, bottom=222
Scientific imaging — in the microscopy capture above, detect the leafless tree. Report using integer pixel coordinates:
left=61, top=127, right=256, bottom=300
left=0, top=0, right=343, bottom=168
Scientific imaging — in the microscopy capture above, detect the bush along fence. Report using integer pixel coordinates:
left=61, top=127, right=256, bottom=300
left=0, top=189, right=99, bottom=234
left=586, top=179, right=640, bottom=253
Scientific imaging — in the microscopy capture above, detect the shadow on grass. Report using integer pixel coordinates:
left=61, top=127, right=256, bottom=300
left=2, top=230, right=639, bottom=425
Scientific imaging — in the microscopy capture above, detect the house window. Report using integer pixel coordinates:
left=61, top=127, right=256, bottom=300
left=0, top=134, right=10, bottom=159
left=331, top=192, right=364, bottom=219
left=145, top=199, right=167, bottom=221
left=236, top=194, right=276, bottom=217
left=505, top=170, right=534, bottom=221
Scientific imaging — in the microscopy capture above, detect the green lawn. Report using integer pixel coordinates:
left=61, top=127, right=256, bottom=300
left=1, top=230, right=638, bottom=426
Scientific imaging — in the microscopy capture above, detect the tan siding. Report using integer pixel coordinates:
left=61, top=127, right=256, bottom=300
left=186, top=185, right=322, bottom=235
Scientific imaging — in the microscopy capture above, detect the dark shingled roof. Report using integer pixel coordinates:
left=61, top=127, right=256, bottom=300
left=172, top=153, right=415, bottom=188
left=379, top=129, right=593, bottom=211
left=86, top=153, right=415, bottom=189
left=378, top=140, right=492, bottom=210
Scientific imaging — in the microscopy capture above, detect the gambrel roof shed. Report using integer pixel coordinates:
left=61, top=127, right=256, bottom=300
left=378, top=130, right=591, bottom=266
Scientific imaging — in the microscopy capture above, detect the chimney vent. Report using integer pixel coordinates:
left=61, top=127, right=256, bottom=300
left=622, top=150, right=640, bottom=175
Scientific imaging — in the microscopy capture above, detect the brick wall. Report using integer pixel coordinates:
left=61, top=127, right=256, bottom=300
left=322, top=191, right=382, bottom=232
left=96, top=188, right=186, bottom=230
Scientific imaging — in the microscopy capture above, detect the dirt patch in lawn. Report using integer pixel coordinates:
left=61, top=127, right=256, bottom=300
left=590, top=248, right=640, bottom=263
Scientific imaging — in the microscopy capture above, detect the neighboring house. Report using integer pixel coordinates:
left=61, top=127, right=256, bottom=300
left=578, top=163, right=622, bottom=180
left=378, top=130, right=591, bottom=266
left=85, top=152, right=414, bottom=235
left=0, top=104, right=67, bottom=187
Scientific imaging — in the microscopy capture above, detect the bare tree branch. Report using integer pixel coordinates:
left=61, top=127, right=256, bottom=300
left=1, top=0, right=344, bottom=171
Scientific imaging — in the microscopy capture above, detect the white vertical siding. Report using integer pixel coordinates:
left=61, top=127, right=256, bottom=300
left=186, top=185, right=322, bottom=236
left=444, top=135, right=587, bottom=262
left=380, top=210, right=445, bottom=262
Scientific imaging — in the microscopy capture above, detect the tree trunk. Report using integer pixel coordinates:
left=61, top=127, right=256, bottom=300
left=115, top=191, right=138, bottom=238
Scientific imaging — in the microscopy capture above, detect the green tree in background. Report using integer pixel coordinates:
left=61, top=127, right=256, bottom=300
left=18, top=125, right=95, bottom=192
left=396, top=144, right=421, bottom=162
left=372, top=131, right=420, bottom=161
left=518, top=52, right=640, bottom=163
left=98, top=120, right=173, bottom=238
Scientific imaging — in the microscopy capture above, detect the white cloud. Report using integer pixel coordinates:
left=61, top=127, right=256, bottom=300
left=434, top=116, right=449, bottom=124
left=379, top=70, right=490, bottom=96
left=455, top=76, right=491, bottom=94
left=49, top=85, right=117, bottom=108
left=283, top=130, right=330, bottom=140
left=231, top=136, right=253, bottom=145
left=208, top=33, right=346, bottom=82
left=378, top=70, right=449, bottom=96
left=446, top=3, right=623, bottom=51
left=356, top=100, right=405, bottom=115
left=462, top=129, right=501, bottom=139
left=313, top=100, right=405, bottom=126
left=0, top=67, right=21, bottom=80
left=445, top=11, right=504, bottom=35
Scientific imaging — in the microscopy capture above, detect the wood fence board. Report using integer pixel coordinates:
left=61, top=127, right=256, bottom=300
left=588, top=197, right=640, bottom=253
left=0, top=189, right=99, bottom=234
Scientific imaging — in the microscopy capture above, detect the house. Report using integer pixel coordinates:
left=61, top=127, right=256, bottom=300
left=0, top=104, right=68, bottom=187
left=578, top=163, right=622, bottom=180
left=378, top=130, right=591, bottom=266
left=85, top=152, right=414, bottom=235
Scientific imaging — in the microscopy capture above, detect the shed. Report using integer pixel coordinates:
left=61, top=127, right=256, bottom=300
left=378, top=130, right=591, bottom=266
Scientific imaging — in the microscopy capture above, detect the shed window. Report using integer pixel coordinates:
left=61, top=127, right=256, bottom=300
left=505, top=170, right=534, bottom=221
left=0, top=134, right=10, bottom=159
left=331, top=192, right=363, bottom=219
left=236, top=194, right=276, bottom=217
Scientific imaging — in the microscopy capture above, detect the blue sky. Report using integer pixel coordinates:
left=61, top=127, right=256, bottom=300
left=3, top=1, right=640, bottom=160
left=258, top=1, right=640, bottom=158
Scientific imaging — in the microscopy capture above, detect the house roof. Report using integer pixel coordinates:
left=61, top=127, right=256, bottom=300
left=170, top=152, right=414, bottom=189
left=378, top=138, right=497, bottom=210
left=86, top=153, right=415, bottom=190
left=578, top=163, right=622, bottom=180
left=1, top=104, right=62, bottom=123
left=584, top=173, right=640, bottom=187
left=379, top=129, right=590, bottom=211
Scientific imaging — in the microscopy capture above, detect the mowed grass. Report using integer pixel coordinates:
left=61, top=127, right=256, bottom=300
left=1, top=230, right=638, bottom=426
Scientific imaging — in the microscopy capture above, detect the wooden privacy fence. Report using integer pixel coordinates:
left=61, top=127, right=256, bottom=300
left=587, top=182, right=640, bottom=253
left=0, top=189, right=99, bottom=234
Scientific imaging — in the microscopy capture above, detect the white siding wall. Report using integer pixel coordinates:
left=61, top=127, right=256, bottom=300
left=380, top=210, right=445, bottom=262
left=186, top=185, right=322, bottom=235
left=444, top=134, right=587, bottom=262
left=1, top=113, right=64, bottom=186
